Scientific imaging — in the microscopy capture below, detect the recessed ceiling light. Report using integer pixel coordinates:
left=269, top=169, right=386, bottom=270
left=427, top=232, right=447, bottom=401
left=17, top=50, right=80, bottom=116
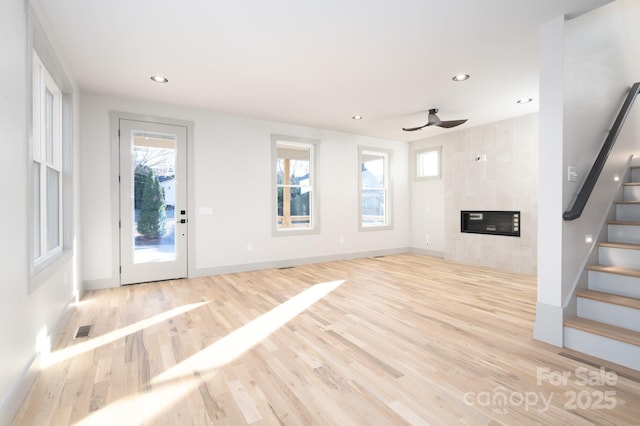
left=452, top=73, right=470, bottom=82
left=352, top=115, right=363, bottom=120
left=517, top=97, right=533, bottom=104
left=150, top=75, right=168, bottom=83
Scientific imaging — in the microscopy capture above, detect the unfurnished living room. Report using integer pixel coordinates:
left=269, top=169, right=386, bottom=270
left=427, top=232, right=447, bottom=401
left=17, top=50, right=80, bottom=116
left=3, top=0, right=640, bottom=424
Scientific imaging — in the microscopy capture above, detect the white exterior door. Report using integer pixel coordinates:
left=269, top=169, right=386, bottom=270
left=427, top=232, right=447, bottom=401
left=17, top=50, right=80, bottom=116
left=119, top=119, right=188, bottom=285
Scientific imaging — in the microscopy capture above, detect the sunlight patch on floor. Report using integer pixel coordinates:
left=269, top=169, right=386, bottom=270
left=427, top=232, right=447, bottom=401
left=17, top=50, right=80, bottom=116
left=76, top=279, right=345, bottom=425
left=74, top=375, right=203, bottom=426
left=153, top=279, right=345, bottom=385
left=42, top=301, right=208, bottom=368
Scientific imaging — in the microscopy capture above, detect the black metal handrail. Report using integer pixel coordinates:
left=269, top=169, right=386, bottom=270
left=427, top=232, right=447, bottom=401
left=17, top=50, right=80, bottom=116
left=563, top=82, right=640, bottom=221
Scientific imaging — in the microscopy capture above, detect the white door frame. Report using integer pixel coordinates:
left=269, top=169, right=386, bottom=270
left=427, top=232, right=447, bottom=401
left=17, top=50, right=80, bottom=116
left=110, top=111, right=195, bottom=286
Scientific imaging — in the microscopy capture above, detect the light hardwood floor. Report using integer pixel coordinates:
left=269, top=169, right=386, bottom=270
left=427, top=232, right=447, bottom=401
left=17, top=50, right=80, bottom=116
left=12, top=254, right=640, bottom=425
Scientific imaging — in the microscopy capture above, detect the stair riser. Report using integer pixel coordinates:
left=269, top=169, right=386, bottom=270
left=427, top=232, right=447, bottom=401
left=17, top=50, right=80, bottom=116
left=587, top=271, right=640, bottom=298
left=631, top=168, right=640, bottom=183
left=616, top=204, right=640, bottom=221
left=624, top=185, right=640, bottom=201
left=598, top=246, right=640, bottom=269
left=564, top=327, right=640, bottom=370
left=608, top=224, right=640, bottom=244
left=577, top=298, right=640, bottom=332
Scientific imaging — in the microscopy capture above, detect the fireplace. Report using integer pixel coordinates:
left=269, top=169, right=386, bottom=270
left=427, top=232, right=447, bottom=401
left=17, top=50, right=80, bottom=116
left=461, top=210, right=520, bottom=237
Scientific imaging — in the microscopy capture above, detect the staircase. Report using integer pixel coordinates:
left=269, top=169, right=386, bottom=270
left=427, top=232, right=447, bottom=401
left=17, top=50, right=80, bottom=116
left=564, top=167, right=640, bottom=371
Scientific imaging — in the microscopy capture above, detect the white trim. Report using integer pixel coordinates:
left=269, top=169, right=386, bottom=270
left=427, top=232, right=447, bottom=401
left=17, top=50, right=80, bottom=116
left=271, top=134, right=320, bottom=236
left=410, top=247, right=445, bottom=258
left=0, top=295, right=76, bottom=424
left=0, top=355, right=38, bottom=426
left=83, top=277, right=120, bottom=291
left=415, top=146, right=442, bottom=181
left=358, top=146, right=393, bottom=231
left=29, top=45, right=72, bottom=292
left=32, top=51, right=63, bottom=265
left=533, top=302, right=564, bottom=346
left=109, top=111, right=195, bottom=286
left=192, top=248, right=411, bottom=278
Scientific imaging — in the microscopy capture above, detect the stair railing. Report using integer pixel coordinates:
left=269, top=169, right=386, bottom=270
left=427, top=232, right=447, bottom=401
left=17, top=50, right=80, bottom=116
left=563, top=82, right=640, bottom=221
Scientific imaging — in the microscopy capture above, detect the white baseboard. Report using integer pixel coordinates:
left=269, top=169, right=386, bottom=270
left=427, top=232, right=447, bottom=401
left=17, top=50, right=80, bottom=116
left=409, top=247, right=445, bottom=258
left=84, top=276, right=119, bottom=291
left=0, top=354, right=38, bottom=425
left=84, top=249, right=426, bottom=289
left=192, top=247, right=413, bottom=278
left=533, top=302, right=563, bottom=347
left=0, top=295, right=76, bottom=424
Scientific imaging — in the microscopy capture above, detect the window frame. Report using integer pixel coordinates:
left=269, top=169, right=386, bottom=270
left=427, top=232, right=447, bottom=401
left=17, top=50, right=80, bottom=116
left=271, top=135, right=320, bottom=236
left=415, top=146, right=442, bottom=181
left=32, top=51, right=63, bottom=268
left=358, top=146, right=393, bottom=231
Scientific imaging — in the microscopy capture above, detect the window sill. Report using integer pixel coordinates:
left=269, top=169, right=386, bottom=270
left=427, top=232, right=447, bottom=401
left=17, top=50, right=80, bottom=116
left=30, top=249, right=73, bottom=292
left=415, top=175, right=442, bottom=182
left=273, top=227, right=320, bottom=237
left=359, top=224, right=393, bottom=232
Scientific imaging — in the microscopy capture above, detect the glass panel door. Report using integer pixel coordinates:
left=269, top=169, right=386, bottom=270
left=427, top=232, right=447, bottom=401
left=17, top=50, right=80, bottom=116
left=119, top=119, right=188, bottom=285
left=132, top=131, right=176, bottom=264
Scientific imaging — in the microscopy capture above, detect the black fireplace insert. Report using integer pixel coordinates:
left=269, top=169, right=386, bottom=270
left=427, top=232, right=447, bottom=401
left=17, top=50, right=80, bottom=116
left=461, top=210, right=520, bottom=237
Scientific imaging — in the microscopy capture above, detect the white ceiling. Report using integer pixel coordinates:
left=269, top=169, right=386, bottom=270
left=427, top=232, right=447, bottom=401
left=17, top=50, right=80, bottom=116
left=33, top=0, right=612, bottom=142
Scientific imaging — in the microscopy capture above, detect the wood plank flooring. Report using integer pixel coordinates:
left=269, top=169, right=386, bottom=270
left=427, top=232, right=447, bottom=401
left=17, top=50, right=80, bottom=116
left=11, top=254, right=640, bottom=425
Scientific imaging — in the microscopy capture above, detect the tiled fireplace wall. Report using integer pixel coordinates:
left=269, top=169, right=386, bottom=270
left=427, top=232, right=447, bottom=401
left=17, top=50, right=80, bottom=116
left=445, top=113, right=538, bottom=274
left=411, top=113, right=538, bottom=275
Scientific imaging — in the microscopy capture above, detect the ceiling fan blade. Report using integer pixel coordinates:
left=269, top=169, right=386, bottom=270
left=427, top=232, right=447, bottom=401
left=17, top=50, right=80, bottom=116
left=402, top=122, right=433, bottom=132
left=436, top=119, right=467, bottom=128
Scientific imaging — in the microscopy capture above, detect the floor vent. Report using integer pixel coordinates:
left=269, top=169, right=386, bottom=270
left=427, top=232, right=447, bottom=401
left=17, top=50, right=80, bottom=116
left=74, top=325, right=92, bottom=339
left=278, top=266, right=294, bottom=270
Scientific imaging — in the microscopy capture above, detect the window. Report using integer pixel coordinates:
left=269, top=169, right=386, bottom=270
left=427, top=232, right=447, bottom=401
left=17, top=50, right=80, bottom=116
left=32, top=52, right=63, bottom=264
left=416, top=146, right=441, bottom=180
left=272, top=135, right=319, bottom=235
left=359, top=147, right=392, bottom=230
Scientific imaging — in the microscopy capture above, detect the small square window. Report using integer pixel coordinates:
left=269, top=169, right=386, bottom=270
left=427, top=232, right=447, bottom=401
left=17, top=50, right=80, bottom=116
left=416, top=146, right=441, bottom=180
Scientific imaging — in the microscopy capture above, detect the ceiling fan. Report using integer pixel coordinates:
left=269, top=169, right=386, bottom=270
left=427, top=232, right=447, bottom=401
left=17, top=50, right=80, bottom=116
left=402, top=108, right=467, bottom=131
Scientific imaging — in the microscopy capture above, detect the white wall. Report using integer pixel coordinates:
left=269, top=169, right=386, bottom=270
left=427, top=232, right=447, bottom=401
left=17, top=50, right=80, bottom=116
left=80, top=93, right=410, bottom=287
left=0, top=2, right=80, bottom=422
left=536, top=0, right=640, bottom=346
left=535, top=16, right=566, bottom=346
left=410, top=114, right=539, bottom=274
left=561, top=0, right=640, bottom=303
left=410, top=140, right=446, bottom=257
